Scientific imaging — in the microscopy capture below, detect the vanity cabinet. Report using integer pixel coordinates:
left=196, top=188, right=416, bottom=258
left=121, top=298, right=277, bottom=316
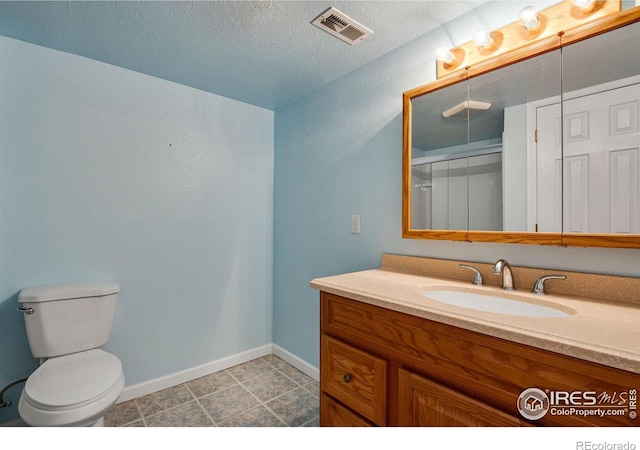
left=319, top=292, right=639, bottom=427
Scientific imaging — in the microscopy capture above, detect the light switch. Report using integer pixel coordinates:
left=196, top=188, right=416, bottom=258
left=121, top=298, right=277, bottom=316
left=351, top=215, right=361, bottom=234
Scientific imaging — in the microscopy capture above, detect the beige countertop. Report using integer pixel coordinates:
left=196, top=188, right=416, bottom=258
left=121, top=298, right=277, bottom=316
left=311, top=266, right=640, bottom=374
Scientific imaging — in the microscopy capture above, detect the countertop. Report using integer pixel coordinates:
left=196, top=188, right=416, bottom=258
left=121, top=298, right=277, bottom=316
left=311, top=267, right=640, bottom=374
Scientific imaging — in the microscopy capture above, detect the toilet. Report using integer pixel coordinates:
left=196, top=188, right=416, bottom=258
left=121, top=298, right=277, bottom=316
left=17, top=281, right=125, bottom=427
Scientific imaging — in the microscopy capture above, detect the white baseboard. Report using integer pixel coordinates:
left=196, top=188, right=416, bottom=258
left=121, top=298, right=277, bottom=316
left=117, top=344, right=273, bottom=403
left=272, top=344, right=319, bottom=382
left=117, top=343, right=319, bottom=404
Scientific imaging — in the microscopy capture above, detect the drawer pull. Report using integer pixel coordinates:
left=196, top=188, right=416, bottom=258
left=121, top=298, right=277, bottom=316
left=343, top=374, right=352, bottom=383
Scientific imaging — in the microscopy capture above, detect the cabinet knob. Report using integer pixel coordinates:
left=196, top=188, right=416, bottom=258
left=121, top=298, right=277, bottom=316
left=343, top=374, right=352, bottom=383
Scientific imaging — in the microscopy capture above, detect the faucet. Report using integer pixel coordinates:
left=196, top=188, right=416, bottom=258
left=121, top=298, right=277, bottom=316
left=493, top=259, right=516, bottom=290
left=459, top=264, right=485, bottom=285
left=532, top=274, right=566, bottom=295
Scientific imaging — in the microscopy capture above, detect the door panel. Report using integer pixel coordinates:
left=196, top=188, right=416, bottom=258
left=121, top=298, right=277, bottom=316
left=397, top=368, right=525, bottom=427
left=536, top=82, right=640, bottom=233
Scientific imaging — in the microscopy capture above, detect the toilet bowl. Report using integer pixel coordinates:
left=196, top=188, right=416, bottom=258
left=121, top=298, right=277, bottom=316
left=17, top=281, right=124, bottom=427
left=18, top=349, right=125, bottom=427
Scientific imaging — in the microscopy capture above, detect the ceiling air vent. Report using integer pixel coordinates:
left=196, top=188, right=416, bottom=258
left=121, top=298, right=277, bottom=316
left=311, top=7, right=373, bottom=45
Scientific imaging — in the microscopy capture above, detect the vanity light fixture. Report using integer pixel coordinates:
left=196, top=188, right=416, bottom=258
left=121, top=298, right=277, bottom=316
left=473, top=30, right=494, bottom=49
left=517, top=5, right=540, bottom=30
left=434, top=0, right=621, bottom=79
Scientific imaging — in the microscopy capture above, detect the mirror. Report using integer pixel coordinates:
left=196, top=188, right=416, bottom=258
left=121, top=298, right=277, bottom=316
left=403, top=5, right=640, bottom=248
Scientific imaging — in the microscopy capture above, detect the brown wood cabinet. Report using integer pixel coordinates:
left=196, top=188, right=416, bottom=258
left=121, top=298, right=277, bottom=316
left=319, top=292, right=640, bottom=427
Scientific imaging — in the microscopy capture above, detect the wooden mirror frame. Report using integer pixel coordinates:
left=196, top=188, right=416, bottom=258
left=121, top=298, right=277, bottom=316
left=402, top=5, right=640, bottom=249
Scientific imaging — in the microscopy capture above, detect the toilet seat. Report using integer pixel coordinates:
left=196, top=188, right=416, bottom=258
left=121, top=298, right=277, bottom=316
left=19, top=349, right=125, bottom=427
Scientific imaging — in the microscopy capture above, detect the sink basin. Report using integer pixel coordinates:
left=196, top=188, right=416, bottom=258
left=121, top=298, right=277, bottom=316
left=421, top=290, right=571, bottom=318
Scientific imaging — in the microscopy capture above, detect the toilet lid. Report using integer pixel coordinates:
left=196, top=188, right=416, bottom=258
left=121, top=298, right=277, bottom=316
left=24, top=349, right=123, bottom=410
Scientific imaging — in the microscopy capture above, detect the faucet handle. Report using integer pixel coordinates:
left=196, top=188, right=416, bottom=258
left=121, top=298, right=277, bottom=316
left=531, top=274, right=566, bottom=295
left=459, top=264, right=485, bottom=286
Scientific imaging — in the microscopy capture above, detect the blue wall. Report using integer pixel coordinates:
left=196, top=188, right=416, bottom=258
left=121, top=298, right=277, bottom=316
left=0, top=37, right=274, bottom=423
left=272, top=1, right=640, bottom=368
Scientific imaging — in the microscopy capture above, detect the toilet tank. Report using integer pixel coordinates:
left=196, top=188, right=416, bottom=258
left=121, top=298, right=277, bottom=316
left=18, top=281, right=120, bottom=358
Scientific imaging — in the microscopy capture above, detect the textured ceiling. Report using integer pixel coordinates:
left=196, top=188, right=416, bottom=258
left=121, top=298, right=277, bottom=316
left=0, top=1, right=487, bottom=110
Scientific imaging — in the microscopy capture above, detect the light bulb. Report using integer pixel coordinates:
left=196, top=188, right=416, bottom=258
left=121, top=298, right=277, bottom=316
left=473, top=30, right=494, bottom=49
left=517, top=6, right=539, bottom=30
left=435, top=47, right=456, bottom=64
left=572, top=0, right=596, bottom=12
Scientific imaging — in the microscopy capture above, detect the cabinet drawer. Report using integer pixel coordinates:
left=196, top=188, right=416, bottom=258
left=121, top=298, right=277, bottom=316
left=321, top=335, right=387, bottom=425
left=320, top=394, right=374, bottom=427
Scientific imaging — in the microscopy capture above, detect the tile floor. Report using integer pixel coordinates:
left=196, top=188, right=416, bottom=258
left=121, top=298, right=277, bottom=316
left=104, top=354, right=319, bottom=427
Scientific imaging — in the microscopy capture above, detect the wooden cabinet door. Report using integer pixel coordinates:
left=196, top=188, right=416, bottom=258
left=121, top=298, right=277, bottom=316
left=397, top=368, right=526, bottom=427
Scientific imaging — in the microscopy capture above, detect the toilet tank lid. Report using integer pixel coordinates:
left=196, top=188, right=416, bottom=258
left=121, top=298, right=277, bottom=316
left=18, top=281, right=120, bottom=303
